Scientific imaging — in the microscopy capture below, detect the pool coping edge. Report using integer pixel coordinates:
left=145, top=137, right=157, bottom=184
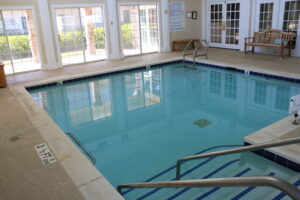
left=9, top=55, right=300, bottom=200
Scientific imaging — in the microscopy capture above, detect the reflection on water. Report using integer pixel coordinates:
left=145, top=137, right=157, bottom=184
left=29, top=63, right=300, bottom=187
left=125, top=70, right=161, bottom=111
left=30, top=66, right=300, bottom=132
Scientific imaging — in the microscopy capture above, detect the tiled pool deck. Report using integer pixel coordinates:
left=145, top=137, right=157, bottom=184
left=1, top=48, right=300, bottom=200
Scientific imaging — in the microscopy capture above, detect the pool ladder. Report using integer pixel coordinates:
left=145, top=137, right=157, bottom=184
left=117, top=137, right=300, bottom=199
left=182, top=40, right=208, bottom=64
left=65, top=132, right=96, bottom=165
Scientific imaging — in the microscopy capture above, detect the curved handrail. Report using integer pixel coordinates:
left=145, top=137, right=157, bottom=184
left=176, top=137, right=300, bottom=180
left=117, top=176, right=300, bottom=200
left=65, top=132, right=96, bottom=165
left=193, top=40, right=208, bottom=62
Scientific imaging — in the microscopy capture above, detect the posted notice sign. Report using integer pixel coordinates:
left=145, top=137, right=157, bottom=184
left=169, top=2, right=185, bottom=32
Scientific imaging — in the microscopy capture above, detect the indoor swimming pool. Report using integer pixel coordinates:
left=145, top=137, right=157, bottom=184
left=28, top=61, right=300, bottom=200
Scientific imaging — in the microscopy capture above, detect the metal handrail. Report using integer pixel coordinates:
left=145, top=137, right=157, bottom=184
left=193, top=40, right=208, bottom=63
left=117, top=176, right=300, bottom=199
left=65, top=132, right=96, bottom=165
left=176, top=137, right=300, bottom=180
left=182, top=40, right=194, bottom=63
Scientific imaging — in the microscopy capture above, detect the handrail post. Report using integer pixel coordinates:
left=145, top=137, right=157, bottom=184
left=176, top=160, right=183, bottom=180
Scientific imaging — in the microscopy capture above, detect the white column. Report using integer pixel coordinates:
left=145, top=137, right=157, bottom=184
left=37, top=0, right=62, bottom=70
left=160, top=0, right=171, bottom=52
left=239, top=0, right=252, bottom=51
left=107, top=0, right=123, bottom=60
left=201, top=0, right=208, bottom=41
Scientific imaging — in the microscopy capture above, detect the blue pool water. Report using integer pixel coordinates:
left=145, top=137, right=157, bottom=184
left=29, top=62, right=300, bottom=199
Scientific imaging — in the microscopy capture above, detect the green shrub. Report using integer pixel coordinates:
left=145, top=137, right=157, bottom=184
left=0, top=24, right=135, bottom=59
left=0, top=35, right=31, bottom=59
left=58, top=31, right=82, bottom=52
left=121, top=24, right=134, bottom=48
left=94, top=27, right=105, bottom=48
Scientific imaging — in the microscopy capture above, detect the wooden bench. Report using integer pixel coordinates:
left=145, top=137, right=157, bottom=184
left=0, top=61, right=7, bottom=87
left=244, top=30, right=295, bottom=58
left=172, top=39, right=200, bottom=52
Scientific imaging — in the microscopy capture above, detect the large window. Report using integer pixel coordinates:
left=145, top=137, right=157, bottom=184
left=0, top=9, right=41, bottom=74
left=119, top=4, right=159, bottom=56
left=282, top=0, right=300, bottom=48
left=258, top=3, right=274, bottom=31
left=54, top=6, right=107, bottom=65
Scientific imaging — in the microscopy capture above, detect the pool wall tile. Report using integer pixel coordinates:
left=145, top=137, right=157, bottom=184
left=26, top=59, right=300, bottom=92
left=244, top=142, right=300, bottom=172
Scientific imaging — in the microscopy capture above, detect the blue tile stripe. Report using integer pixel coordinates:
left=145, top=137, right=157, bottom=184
left=244, top=142, right=300, bottom=173
left=194, top=168, right=251, bottom=200
left=230, top=172, right=275, bottom=200
left=164, top=159, right=240, bottom=200
left=122, top=145, right=242, bottom=195
left=272, top=178, right=300, bottom=200
left=136, top=157, right=215, bottom=200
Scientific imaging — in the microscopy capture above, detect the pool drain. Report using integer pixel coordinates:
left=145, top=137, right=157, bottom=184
left=8, top=136, right=20, bottom=143
left=193, top=119, right=211, bottom=127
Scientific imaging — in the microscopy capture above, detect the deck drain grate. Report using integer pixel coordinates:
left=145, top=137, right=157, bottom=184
left=193, top=119, right=211, bottom=127
left=8, top=136, right=20, bottom=143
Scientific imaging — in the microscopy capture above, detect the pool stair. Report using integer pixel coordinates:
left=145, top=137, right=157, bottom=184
left=122, top=155, right=300, bottom=200
left=119, top=138, right=300, bottom=200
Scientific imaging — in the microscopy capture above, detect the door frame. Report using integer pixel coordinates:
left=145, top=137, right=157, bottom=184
left=0, top=6, right=43, bottom=74
left=117, top=2, right=161, bottom=57
left=206, top=0, right=245, bottom=50
left=253, top=0, right=280, bottom=31
left=51, top=3, right=109, bottom=66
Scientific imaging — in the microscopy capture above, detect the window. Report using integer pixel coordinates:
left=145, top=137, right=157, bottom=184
left=0, top=9, right=41, bottom=74
left=210, top=4, right=223, bottom=44
left=54, top=6, right=107, bottom=65
left=119, top=4, right=159, bottom=56
left=282, top=0, right=300, bottom=48
left=259, top=3, right=274, bottom=32
left=225, top=3, right=240, bottom=45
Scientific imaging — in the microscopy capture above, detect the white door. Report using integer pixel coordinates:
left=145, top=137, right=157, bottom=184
left=208, top=0, right=241, bottom=49
left=254, top=0, right=279, bottom=32
left=254, top=0, right=300, bottom=56
left=278, top=0, right=300, bottom=56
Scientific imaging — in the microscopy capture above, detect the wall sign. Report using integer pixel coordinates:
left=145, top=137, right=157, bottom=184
left=169, top=2, right=185, bottom=32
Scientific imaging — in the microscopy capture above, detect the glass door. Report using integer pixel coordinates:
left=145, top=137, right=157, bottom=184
left=225, top=1, right=240, bottom=47
left=54, top=6, right=107, bottom=65
left=281, top=0, right=300, bottom=52
left=208, top=0, right=241, bottom=49
left=208, top=3, right=223, bottom=46
left=119, top=5, right=141, bottom=56
left=254, top=0, right=280, bottom=32
left=0, top=9, right=41, bottom=74
left=119, top=4, right=159, bottom=56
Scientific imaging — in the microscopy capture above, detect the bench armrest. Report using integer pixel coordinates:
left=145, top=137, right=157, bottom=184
left=244, top=37, right=254, bottom=43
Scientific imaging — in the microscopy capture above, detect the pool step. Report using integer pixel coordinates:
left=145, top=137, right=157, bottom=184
left=122, top=146, right=299, bottom=200
left=123, top=145, right=243, bottom=199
